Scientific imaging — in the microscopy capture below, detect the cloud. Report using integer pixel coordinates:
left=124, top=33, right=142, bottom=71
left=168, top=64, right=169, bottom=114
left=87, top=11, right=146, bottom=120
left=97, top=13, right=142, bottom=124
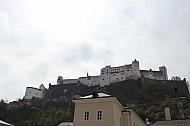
left=0, top=0, right=190, bottom=101
left=0, top=11, right=11, bottom=35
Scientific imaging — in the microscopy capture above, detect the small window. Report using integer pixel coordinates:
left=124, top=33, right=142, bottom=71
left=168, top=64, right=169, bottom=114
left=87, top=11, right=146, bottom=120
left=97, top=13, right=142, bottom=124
left=97, top=110, right=103, bottom=120
left=84, top=110, right=90, bottom=120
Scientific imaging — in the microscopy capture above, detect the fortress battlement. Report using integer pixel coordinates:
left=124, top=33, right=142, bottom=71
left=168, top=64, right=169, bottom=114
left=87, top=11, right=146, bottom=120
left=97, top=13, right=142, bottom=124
left=58, top=59, right=168, bottom=87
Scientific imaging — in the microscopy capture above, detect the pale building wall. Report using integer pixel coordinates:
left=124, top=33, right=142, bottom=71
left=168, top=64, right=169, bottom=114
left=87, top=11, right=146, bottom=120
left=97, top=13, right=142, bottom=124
left=122, top=112, right=130, bottom=126
left=113, top=102, right=122, bottom=126
left=147, top=71, right=154, bottom=79
left=100, top=66, right=111, bottom=86
left=140, top=70, right=167, bottom=80
left=62, top=79, right=78, bottom=84
left=153, top=73, right=165, bottom=80
left=131, top=60, right=141, bottom=78
left=129, top=109, right=146, bottom=126
left=110, top=72, right=125, bottom=83
left=90, top=76, right=101, bottom=86
left=73, top=94, right=146, bottom=126
left=24, top=87, right=43, bottom=99
left=159, top=66, right=168, bottom=80
left=73, top=99, right=114, bottom=126
left=99, top=60, right=141, bottom=86
left=78, top=77, right=87, bottom=85
left=78, top=76, right=100, bottom=86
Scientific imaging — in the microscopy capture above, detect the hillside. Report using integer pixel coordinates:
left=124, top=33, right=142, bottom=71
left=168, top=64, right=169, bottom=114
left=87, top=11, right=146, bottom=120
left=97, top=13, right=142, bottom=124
left=105, top=78, right=189, bottom=122
left=106, top=78, right=189, bottom=106
left=0, top=78, right=189, bottom=126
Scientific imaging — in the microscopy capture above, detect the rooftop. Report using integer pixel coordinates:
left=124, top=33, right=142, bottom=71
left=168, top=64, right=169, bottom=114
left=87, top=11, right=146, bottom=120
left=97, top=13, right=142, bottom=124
left=58, top=122, right=73, bottom=126
left=0, top=120, right=12, bottom=126
left=80, top=93, right=112, bottom=99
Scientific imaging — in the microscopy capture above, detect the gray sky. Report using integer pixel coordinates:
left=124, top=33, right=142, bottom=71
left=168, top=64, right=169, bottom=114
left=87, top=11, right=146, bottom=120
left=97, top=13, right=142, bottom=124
left=0, top=0, right=190, bottom=101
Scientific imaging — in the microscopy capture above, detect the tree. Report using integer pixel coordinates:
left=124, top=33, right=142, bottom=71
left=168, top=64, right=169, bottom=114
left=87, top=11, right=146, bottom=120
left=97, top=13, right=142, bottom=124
left=171, top=76, right=181, bottom=81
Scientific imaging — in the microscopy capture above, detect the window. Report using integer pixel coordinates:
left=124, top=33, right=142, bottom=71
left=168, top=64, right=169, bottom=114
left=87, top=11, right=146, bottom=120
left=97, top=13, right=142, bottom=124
left=84, top=110, right=90, bottom=120
left=97, top=110, right=103, bottom=120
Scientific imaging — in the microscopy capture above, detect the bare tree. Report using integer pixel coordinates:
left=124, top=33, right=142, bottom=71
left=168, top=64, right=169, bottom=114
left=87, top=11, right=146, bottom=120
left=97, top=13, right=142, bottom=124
left=171, top=76, right=181, bottom=81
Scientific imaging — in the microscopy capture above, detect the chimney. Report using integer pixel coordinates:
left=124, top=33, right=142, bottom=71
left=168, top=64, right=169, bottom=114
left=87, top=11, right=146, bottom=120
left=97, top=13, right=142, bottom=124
left=165, top=107, right=171, bottom=120
left=92, top=92, right=99, bottom=98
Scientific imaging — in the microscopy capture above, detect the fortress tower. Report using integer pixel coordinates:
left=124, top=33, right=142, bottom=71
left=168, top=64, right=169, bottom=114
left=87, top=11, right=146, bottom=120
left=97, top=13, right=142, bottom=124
left=131, top=59, right=141, bottom=79
left=159, top=66, right=168, bottom=80
left=100, top=65, right=111, bottom=86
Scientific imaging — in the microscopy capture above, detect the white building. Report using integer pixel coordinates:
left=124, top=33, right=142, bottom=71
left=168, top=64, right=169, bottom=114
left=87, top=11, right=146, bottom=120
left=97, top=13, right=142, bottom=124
left=72, top=93, right=146, bottom=126
left=140, top=66, right=168, bottom=80
left=79, top=75, right=101, bottom=86
left=99, top=59, right=141, bottom=86
left=24, top=84, right=46, bottom=100
left=58, top=59, right=168, bottom=87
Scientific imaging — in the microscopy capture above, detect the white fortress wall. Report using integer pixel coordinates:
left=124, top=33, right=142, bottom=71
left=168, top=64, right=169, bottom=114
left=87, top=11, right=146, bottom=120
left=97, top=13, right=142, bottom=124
left=131, top=60, right=141, bottom=77
left=24, top=87, right=43, bottom=100
left=100, top=66, right=111, bottom=86
left=58, top=59, right=168, bottom=87
left=90, top=76, right=101, bottom=86
left=39, top=84, right=46, bottom=91
left=110, top=72, right=126, bottom=83
left=159, top=66, right=168, bottom=80
left=62, top=79, right=78, bottom=84
left=140, top=67, right=167, bottom=80
left=78, top=76, right=101, bottom=86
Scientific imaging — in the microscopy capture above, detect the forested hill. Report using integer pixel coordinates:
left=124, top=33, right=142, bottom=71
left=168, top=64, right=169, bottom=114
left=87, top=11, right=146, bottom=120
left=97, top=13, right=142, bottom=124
left=104, top=78, right=189, bottom=122
left=105, top=78, right=189, bottom=106
left=0, top=78, right=189, bottom=126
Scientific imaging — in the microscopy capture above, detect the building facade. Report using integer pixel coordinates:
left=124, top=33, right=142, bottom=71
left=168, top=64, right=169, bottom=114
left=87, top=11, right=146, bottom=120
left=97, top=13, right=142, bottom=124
left=72, top=93, right=146, bottom=126
left=24, top=84, right=46, bottom=100
left=58, top=59, right=168, bottom=87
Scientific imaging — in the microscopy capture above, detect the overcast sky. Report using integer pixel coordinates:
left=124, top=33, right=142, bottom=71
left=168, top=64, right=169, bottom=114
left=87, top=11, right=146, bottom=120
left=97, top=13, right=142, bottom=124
left=0, top=0, right=190, bottom=101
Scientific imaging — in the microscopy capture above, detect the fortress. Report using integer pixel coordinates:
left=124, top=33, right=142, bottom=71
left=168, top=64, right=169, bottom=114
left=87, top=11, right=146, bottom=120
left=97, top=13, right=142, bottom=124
left=24, top=59, right=189, bottom=102
left=57, top=59, right=168, bottom=87
left=24, top=59, right=168, bottom=100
